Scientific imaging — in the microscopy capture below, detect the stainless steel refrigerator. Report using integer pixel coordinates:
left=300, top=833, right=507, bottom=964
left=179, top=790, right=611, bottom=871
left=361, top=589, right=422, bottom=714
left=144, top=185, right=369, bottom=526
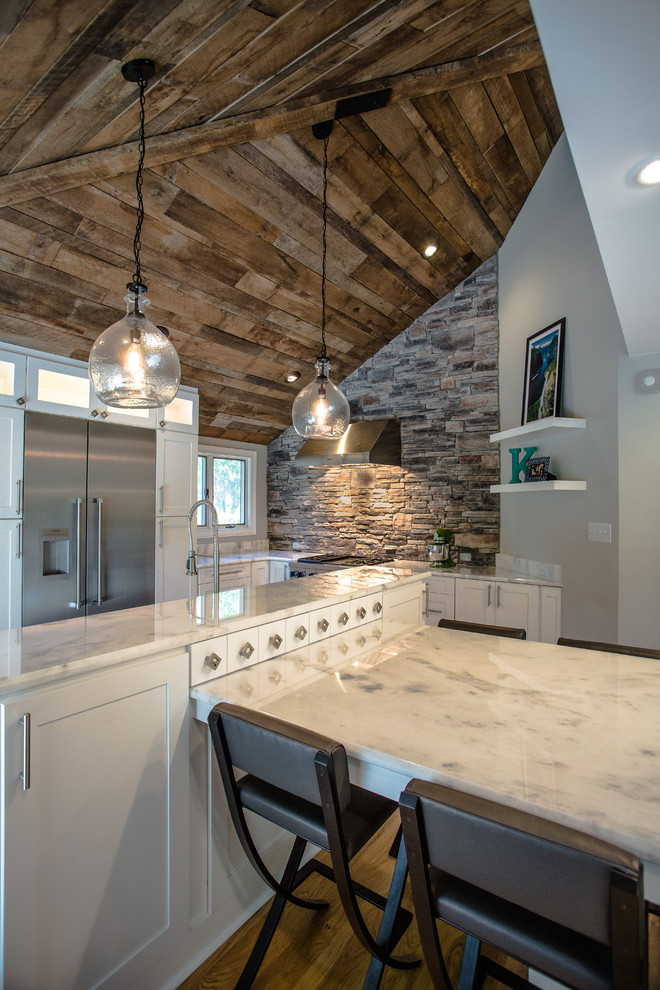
left=22, top=411, right=156, bottom=627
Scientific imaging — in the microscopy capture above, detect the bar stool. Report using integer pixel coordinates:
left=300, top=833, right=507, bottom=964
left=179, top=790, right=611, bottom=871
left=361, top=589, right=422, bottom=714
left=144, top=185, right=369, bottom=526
left=208, top=702, right=419, bottom=990
left=557, top=637, right=660, bottom=659
left=399, top=778, right=647, bottom=990
left=438, top=618, right=526, bottom=639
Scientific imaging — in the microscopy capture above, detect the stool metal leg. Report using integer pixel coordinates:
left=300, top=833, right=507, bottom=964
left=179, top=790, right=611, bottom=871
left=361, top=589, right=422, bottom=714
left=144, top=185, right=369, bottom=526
left=362, top=838, right=420, bottom=990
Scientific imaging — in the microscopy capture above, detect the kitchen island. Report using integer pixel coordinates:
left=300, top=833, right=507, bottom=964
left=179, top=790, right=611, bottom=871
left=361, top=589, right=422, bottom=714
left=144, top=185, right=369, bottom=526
left=1, top=563, right=628, bottom=990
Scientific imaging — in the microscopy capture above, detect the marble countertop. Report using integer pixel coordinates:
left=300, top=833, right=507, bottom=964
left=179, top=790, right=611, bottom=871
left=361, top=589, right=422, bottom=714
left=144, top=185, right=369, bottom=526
left=194, top=553, right=562, bottom=587
left=192, top=623, right=660, bottom=870
left=0, top=563, right=425, bottom=695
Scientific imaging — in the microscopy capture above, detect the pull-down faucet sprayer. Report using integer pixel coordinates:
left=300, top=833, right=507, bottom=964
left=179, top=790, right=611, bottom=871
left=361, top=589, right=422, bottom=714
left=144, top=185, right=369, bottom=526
left=186, top=499, right=220, bottom=593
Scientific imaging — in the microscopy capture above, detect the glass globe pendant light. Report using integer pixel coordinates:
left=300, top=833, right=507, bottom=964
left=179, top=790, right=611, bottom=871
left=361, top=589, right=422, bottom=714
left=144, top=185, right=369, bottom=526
left=89, top=59, right=180, bottom=408
left=291, top=122, right=350, bottom=440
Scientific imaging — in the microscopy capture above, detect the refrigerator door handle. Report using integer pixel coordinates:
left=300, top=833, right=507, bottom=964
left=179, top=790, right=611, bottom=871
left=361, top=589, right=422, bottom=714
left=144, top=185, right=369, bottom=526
left=74, top=497, right=84, bottom=609
left=92, top=497, right=104, bottom=605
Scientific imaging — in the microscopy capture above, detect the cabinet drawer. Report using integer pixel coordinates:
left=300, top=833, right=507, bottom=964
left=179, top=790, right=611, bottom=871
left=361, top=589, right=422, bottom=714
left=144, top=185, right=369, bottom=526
left=219, top=564, right=251, bottom=590
left=285, top=612, right=310, bottom=653
left=227, top=628, right=259, bottom=673
left=426, top=574, right=455, bottom=595
left=308, top=604, right=334, bottom=643
left=331, top=602, right=353, bottom=635
left=258, top=618, right=287, bottom=660
left=426, top=593, right=455, bottom=620
left=363, top=593, right=384, bottom=622
left=190, top=635, right=228, bottom=685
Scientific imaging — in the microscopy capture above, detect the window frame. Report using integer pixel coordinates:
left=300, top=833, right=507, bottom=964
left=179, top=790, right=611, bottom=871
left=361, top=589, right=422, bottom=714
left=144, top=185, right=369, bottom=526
left=196, top=443, right=257, bottom=539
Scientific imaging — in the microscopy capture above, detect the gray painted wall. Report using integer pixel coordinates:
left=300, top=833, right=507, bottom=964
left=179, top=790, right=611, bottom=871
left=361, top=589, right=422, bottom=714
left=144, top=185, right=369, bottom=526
left=498, top=135, right=625, bottom=641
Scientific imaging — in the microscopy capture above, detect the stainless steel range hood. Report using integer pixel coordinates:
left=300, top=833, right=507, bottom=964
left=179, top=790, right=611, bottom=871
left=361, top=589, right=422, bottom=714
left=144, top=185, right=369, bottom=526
left=295, top=419, right=401, bottom=468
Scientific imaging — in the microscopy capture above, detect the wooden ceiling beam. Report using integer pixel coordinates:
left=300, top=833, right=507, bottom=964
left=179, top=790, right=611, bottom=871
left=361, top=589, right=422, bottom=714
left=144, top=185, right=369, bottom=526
left=0, top=42, right=544, bottom=207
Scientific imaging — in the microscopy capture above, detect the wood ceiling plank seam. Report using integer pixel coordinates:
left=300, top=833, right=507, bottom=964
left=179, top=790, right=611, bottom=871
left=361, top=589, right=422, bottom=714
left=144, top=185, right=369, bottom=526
left=440, top=83, right=519, bottom=220
left=482, top=74, right=542, bottom=185
left=0, top=0, right=111, bottom=125
left=0, top=42, right=546, bottom=208
left=179, top=359, right=303, bottom=398
left=0, top=245, right=112, bottom=305
left=339, top=110, right=479, bottom=271
left=0, top=53, right=116, bottom=174
left=523, top=65, right=564, bottom=145
left=149, top=0, right=364, bottom=129
left=210, top=0, right=435, bottom=119
left=507, top=70, right=552, bottom=160
left=86, top=1, right=277, bottom=152
left=407, top=0, right=487, bottom=35
left=314, top=0, right=531, bottom=87
left=232, top=136, right=440, bottom=306
left=400, top=97, right=504, bottom=256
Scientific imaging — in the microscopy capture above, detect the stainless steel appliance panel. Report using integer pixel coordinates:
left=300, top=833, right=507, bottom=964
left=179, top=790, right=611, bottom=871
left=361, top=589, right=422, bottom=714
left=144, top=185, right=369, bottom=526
left=86, top=420, right=155, bottom=617
left=22, top=412, right=156, bottom=627
left=22, top=413, right=88, bottom=625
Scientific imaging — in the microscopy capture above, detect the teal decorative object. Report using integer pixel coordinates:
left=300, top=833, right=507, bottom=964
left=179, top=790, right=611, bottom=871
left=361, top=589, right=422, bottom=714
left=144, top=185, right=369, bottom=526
left=509, top=446, right=537, bottom=483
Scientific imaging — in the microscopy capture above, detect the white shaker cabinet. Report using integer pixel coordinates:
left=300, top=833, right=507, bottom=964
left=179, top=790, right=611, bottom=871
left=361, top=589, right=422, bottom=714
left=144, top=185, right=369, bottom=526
left=156, top=429, right=197, bottom=517
left=1, top=652, right=189, bottom=990
left=0, top=520, right=22, bottom=631
left=0, top=407, right=24, bottom=519
left=0, top=348, right=26, bottom=408
left=454, top=578, right=540, bottom=641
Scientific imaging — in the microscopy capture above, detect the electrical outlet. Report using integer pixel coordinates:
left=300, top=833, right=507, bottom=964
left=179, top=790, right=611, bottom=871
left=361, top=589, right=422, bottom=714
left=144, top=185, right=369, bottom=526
left=588, top=522, right=612, bottom=544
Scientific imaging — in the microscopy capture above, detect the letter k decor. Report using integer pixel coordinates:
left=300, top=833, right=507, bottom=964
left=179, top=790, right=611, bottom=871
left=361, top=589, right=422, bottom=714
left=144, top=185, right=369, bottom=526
left=509, top=446, right=537, bottom=483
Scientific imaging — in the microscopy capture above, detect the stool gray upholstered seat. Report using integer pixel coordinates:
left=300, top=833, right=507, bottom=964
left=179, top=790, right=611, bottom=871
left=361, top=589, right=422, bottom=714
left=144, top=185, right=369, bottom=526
left=208, top=702, right=419, bottom=990
left=557, top=637, right=660, bottom=659
left=399, top=778, right=647, bottom=990
left=438, top=618, right=526, bottom=639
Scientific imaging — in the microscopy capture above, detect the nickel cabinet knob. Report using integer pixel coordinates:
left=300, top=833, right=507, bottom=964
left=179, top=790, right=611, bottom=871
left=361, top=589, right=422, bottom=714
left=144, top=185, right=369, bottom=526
left=318, top=617, right=330, bottom=633
left=269, top=633, right=283, bottom=650
left=295, top=625, right=308, bottom=640
left=356, top=606, right=367, bottom=620
left=239, top=642, right=255, bottom=659
left=373, top=600, right=383, bottom=614
left=204, top=652, right=223, bottom=671
left=338, top=612, right=349, bottom=626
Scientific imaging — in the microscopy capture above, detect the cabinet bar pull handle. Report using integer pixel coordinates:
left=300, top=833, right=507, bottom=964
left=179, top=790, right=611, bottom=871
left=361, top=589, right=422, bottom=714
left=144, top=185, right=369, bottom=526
left=159, top=485, right=164, bottom=513
left=159, top=519, right=164, bottom=549
left=16, top=478, right=22, bottom=515
left=497, top=585, right=501, bottom=608
left=74, top=497, right=83, bottom=608
left=92, top=497, right=104, bottom=605
left=16, top=522, right=22, bottom=559
left=487, top=584, right=492, bottom=607
left=20, top=713, right=31, bottom=791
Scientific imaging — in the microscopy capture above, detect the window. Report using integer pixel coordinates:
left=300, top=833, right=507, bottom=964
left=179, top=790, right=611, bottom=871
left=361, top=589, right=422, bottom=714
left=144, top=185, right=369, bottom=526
left=197, top=449, right=251, bottom=529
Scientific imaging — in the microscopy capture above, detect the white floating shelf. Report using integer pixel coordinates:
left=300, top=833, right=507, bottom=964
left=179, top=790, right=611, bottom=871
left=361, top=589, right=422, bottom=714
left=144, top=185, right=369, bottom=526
left=490, top=481, right=587, bottom=493
left=489, top=417, right=586, bottom=444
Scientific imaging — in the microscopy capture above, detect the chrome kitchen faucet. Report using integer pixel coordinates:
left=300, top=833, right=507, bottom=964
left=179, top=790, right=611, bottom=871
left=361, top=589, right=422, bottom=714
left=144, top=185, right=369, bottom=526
left=186, top=499, right=220, bottom=594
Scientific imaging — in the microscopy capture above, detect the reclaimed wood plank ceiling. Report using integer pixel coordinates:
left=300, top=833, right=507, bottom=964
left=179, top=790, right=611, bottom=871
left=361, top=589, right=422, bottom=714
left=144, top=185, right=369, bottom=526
left=0, top=0, right=562, bottom=443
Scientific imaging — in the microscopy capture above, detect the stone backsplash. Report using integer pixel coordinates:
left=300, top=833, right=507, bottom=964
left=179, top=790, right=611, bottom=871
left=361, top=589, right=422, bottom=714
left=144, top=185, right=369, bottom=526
left=267, top=257, right=500, bottom=563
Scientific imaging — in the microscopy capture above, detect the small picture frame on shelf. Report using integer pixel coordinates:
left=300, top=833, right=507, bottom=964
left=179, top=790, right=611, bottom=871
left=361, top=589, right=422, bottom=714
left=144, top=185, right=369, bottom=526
left=524, top=456, right=556, bottom=483
left=521, top=318, right=565, bottom=424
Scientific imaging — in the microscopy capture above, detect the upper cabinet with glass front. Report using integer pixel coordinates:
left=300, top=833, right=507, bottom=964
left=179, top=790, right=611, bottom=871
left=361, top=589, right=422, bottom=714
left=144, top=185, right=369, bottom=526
left=0, top=347, right=27, bottom=409
left=26, top=354, right=157, bottom=426
left=157, top=388, right=199, bottom=434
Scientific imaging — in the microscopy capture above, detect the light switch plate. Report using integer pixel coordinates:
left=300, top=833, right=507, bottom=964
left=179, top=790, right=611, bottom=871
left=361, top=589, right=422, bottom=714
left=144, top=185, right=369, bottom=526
left=588, top=522, right=612, bottom=543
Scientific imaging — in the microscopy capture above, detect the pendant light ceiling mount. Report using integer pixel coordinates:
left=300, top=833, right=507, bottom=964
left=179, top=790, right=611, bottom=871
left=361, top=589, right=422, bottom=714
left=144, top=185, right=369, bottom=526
left=291, top=120, right=350, bottom=440
left=88, top=57, right=180, bottom=409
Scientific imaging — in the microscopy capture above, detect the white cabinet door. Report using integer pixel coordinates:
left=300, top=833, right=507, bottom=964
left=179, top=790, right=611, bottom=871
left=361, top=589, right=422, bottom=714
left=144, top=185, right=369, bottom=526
left=0, top=407, right=24, bottom=518
left=455, top=579, right=540, bottom=640
left=0, top=519, right=22, bottom=631
left=0, top=349, right=26, bottom=408
left=156, top=431, right=197, bottom=516
left=269, top=560, right=289, bottom=583
left=155, top=516, right=197, bottom=603
left=540, top=586, right=562, bottom=644
left=454, top=579, right=493, bottom=624
left=26, top=355, right=94, bottom=419
left=383, top=581, right=425, bottom=631
left=251, top=560, right=269, bottom=586
left=157, top=387, right=199, bottom=434
left=1, top=653, right=189, bottom=990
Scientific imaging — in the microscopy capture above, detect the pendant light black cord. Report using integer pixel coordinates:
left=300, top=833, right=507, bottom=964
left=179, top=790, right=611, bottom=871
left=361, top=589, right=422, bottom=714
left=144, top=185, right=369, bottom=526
left=320, top=130, right=329, bottom=361
left=132, top=70, right=147, bottom=296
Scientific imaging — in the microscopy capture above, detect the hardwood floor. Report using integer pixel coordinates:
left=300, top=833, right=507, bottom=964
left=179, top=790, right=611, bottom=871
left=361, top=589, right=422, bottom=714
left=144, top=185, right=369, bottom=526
left=178, top=815, right=660, bottom=989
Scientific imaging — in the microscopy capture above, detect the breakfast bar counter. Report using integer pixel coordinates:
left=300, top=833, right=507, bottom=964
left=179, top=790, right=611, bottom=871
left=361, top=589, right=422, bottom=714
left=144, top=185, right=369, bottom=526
left=192, top=622, right=660, bottom=883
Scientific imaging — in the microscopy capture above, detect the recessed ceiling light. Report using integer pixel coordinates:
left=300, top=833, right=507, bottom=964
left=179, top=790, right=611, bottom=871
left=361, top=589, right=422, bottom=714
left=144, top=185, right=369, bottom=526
left=636, top=157, right=660, bottom=185
left=286, top=371, right=301, bottom=382
left=423, top=244, right=437, bottom=258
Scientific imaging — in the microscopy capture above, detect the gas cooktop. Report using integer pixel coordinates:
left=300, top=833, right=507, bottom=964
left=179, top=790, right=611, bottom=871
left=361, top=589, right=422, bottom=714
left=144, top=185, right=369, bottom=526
left=297, top=553, right=394, bottom=566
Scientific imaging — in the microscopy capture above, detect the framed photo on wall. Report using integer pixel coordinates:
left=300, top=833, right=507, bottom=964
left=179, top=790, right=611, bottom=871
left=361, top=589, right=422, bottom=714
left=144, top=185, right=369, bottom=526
left=521, top=318, right=565, bottom=424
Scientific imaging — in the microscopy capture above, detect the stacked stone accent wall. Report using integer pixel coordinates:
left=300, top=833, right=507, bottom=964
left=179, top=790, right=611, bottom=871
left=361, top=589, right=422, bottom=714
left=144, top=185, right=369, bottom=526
left=267, top=257, right=500, bottom=563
